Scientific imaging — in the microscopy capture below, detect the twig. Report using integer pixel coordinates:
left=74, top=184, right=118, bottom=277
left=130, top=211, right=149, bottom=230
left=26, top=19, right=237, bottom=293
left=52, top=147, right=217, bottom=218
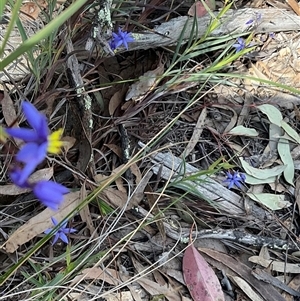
left=114, top=8, right=300, bottom=52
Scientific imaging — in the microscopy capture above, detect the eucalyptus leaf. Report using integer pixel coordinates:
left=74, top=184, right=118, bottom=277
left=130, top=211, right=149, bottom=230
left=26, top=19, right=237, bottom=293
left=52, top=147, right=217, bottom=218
left=257, top=104, right=282, bottom=126
left=277, top=138, right=294, bottom=186
left=228, top=125, right=258, bottom=137
left=281, top=121, right=300, bottom=144
left=268, top=123, right=281, bottom=152
left=240, top=158, right=286, bottom=179
left=245, top=174, right=276, bottom=185
left=247, top=193, right=291, bottom=210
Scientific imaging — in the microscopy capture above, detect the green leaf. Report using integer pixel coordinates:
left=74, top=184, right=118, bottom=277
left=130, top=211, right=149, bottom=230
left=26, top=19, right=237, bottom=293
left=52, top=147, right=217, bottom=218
left=247, top=193, right=291, bottom=210
left=0, top=1, right=7, bottom=20
left=277, top=138, right=294, bottom=186
left=245, top=175, right=276, bottom=185
left=240, top=158, right=286, bottom=179
left=257, top=104, right=282, bottom=126
left=281, top=121, right=300, bottom=144
left=228, top=125, right=258, bottom=137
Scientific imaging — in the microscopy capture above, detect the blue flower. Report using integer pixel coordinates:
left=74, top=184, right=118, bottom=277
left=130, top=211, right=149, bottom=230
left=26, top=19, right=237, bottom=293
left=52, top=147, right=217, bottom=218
left=110, top=28, right=134, bottom=51
left=33, top=181, right=69, bottom=210
left=232, top=38, right=246, bottom=53
left=10, top=168, right=69, bottom=210
left=224, top=171, right=246, bottom=189
left=5, top=101, right=63, bottom=186
left=44, top=217, right=76, bottom=245
left=246, top=13, right=262, bottom=25
left=6, top=101, right=49, bottom=143
left=12, top=142, right=48, bottom=185
left=10, top=167, right=31, bottom=188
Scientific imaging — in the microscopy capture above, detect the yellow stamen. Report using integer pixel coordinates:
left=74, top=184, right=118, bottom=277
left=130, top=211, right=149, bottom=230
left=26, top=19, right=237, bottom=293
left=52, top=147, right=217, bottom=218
left=47, top=128, right=63, bottom=154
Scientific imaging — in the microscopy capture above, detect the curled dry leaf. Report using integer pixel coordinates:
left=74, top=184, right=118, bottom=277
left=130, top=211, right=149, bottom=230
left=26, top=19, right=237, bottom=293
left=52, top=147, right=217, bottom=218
left=183, top=243, right=224, bottom=301
left=125, top=61, right=164, bottom=102
left=62, top=136, right=76, bottom=153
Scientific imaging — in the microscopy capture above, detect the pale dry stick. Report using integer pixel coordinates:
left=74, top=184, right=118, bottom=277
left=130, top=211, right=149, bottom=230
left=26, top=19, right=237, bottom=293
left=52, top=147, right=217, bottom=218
left=2, top=8, right=300, bottom=83
left=136, top=206, right=300, bottom=251
left=119, top=8, right=300, bottom=52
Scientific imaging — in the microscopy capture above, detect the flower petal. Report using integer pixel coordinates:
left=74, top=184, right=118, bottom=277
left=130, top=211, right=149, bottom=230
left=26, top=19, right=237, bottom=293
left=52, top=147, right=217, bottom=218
left=10, top=168, right=31, bottom=188
left=62, top=227, right=77, bottom=234
left=52, top=233, right=60, bottom=245
left=51, top=217, right=59, bottom=226
left=59, top=232, right=69, bottom=244
left=5, top=128, right=39, bottom=142
left=22, top=101, right=43, bottom=130
left=33, top=181, right=69, bottom=210
left=17, top=142, right=48, bottom=164
left=234, top=180, right=242, bottom=188
left=228, top=181, right=234, bottom=189
left=44, top=228, right=52, bottom=235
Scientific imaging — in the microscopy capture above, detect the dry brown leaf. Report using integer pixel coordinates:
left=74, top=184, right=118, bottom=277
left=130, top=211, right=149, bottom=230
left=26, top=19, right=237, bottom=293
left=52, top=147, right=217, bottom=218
left=1, top=92, right=23, bottom=146
left=286, top=0, right=300, bottom=15
left=104, top=292, right=133, bottom=301
left=115, top=177, right=127, bottom=193
left=109, top=89, right=124, bottom=116
left=102, top=187, right=128, bottom=208
left=146, top=184, right=166, bottom=242
left=128, top=170, right=153, bottom=208
left=282, top=274, right=300, bottom=301
left=0, top=167, right=54, bottom=195
left=94, top=164, right=126, bottom=184
left=229, top=276, right=263, bottom=301
left=62, top=136, right=76, bottom=153
left=136, top=277, right=181, bottom=301
left=111, top=164, right=127, bottom=193
left=153, top=269, right=167, bottom=287
left=1, top=91, right=17, bottom=127
left=251, top=268, right=300, bottom=297
left=188, top=0, right=215, bottom=17
left=20, top=2, right=42, bottom=21
left=79, top=185, right=95, bottom=234
left=294, top=104, right=300, bottom=121
left=125, top=61, right=164, bottom=102
left=182, top=107, right=206, bottom=157
left=130, top=162, right=142, bottom=184
left=249, top=256, right=300, bottom=273
left=104, top=143, right=122, bottom=158
left=2, top=191, right=81, bottom=253
left=72, top=267, right=120, bottom=286
left=94, top=173, right=108, bottom=183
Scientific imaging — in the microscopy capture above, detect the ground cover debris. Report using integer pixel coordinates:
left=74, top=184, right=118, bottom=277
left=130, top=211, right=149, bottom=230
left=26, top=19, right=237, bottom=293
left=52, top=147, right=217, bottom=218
left=1, top=0, right=300, bottom=300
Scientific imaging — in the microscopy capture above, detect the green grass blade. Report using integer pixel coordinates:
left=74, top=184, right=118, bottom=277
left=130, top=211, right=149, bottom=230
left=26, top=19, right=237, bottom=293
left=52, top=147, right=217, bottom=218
left=0, top=0, right=7, bottom=19
left=0, top=0, right=23, bottom=56
left=0, top=0, right=89, bottom=71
